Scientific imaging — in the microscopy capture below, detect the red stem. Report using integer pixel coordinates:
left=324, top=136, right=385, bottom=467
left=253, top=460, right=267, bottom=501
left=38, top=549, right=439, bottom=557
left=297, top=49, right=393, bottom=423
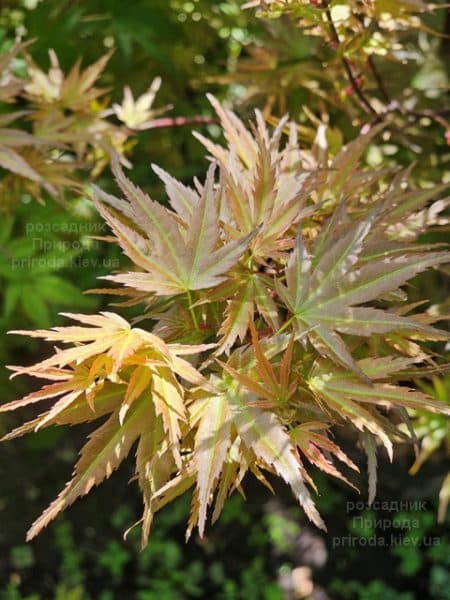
left=148, top=115, right=218, bottom=129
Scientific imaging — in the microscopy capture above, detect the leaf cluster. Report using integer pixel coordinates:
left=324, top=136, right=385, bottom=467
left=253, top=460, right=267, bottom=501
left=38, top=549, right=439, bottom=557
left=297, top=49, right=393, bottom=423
left=2, top=98, right=449, bottom=544
left=0, top=40, right=166, bottom=209
left=220, top=0, right=450, bottom=183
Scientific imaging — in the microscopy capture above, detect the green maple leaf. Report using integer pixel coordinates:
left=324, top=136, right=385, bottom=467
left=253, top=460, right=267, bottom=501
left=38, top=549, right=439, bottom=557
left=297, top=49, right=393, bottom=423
left=276, top=211, right=449, bottom=380
left=93, top=161, right=257, bottom=296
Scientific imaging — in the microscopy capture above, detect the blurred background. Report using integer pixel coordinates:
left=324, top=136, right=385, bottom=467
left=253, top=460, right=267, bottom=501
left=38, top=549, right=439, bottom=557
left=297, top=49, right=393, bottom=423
left=0, top=1, right=449, bottom=598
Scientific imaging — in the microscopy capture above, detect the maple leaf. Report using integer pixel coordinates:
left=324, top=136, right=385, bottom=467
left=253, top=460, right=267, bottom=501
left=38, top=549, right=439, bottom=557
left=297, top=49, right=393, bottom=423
left=220, top=322, right=296, bottom=409
left=112, top=77, right=169, bottom=130
left=207, top=271, right=279, bottom=355
left=307, top=356, right=450, bottom=459
left=275, top=216, right=449, bottom=379
left=25, top=50, right=111, bottom=109
left=195, top=95, right=321, bottom=260
left=188, top=325, right=330, bottom=535
left=26, top=395, right=154, bottom=541
left=290, top=422, right=359, bottom=489
left=8, top=312, right=158, bottom=375
left=188, top=377, right=326, bottom=534
left=5, top=312, right=213, bottom=541
left=227, top=382, right=326, bottom=531
left=93, top=161, right=256, bottom=296
left=193, top=387, right=232, bottom=536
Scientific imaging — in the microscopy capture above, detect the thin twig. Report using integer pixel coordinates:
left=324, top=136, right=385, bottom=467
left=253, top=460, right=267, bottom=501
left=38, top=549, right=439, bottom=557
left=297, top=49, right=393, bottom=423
left=411, top=110, right=450, bottom=129
left=367, top=55, right=391, bottom=104
left=147, top=116, right=218, bottom=129
left=324, top=4, right=377, bottom=115
left=354, top=12, right=391, bottom=105
left=371, top=101, right=450, bottom=129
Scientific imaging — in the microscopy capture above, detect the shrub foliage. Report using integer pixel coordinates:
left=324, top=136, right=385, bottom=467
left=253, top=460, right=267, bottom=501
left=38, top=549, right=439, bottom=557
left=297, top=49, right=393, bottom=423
left=2, top=97, right=449, bottom=546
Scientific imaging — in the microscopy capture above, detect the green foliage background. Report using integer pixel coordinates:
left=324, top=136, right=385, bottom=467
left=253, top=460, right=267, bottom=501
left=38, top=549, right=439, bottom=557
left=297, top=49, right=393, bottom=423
left=0, top=1, right=448, bottom=598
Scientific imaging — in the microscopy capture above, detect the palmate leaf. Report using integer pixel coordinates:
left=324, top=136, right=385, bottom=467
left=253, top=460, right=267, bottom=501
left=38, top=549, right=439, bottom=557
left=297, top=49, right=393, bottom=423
left=1, top=383, right=125, bottom=442
left=290, top=422, right=359, bottom=490
left=26, top=396, right=152, bottom=541
left=195, top=96, right=321, bottom=261
left=113, top=77, right=165, bottom=130
left=24, top=50, right=112, bottom=109
left=8, top=312, right=161, bottom=375
left=219, top=322, right=297, bottom=410
left=307, top=357, right=450, bottom=459
left=194, top=389, right=232, bottom=536
left=276, top=214, right=449, bottom=379
left=228, top=384, right=326, bottom=531
left=93, top=161, right=256, bottom=295
left=212, top=271, right=280, bottom=354
left=190, top=379, right=325, bottom=534
left=8, top=312, right=210, bottom=384
left=4, top=312, right=212, bottom=542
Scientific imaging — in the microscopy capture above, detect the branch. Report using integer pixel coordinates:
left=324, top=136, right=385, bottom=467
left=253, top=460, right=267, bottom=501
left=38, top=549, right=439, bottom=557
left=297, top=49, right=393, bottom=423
left=354, top=12, right=391, bottom=105
left=147, top=115, right=217, bottom=129
left=367, top=56, right=391, bottom=104
left=371, top=99, right=449, bottom=122
left=324, top=5, right=378, bottom=115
